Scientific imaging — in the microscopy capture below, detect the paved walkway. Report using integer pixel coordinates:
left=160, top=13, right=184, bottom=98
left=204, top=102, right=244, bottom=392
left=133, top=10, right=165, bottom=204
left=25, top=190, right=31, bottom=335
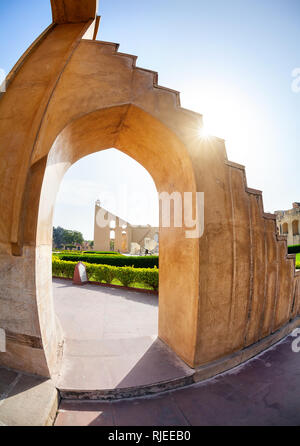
left=0, top=367, right=57, bottom=426
left=55, top=334, right=300, bottom=426
left=53, top=279, right=192, bottom=391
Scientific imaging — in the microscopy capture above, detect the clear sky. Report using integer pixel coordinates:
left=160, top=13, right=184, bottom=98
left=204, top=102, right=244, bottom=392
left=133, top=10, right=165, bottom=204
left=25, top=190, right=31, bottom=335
left=0, top=0, right=299, bottom=239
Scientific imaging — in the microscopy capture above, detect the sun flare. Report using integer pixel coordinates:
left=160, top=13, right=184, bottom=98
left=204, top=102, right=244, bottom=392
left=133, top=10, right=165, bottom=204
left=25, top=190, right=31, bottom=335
left=198, top=125, right=211, bottom=139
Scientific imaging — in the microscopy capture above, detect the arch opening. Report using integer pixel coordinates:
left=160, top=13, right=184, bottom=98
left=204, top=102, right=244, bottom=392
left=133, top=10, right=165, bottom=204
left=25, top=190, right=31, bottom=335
left=292, top=220, right=299, bottom=236
left=34, top=104, right=199, bottom=380
left=282, top=222, right=289, bottom=235
left=52, top=148, right=161, bottom=389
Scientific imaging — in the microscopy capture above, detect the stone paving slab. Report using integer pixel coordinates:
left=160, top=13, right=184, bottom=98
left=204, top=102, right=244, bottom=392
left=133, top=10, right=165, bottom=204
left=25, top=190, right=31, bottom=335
left=55, top=334, right=300, bottom=426
left=53, top=279, right=158, bottom=341
left=53, top=279, right=193, bottom=392
left=0, top=367, right=58, bottom=426
left=56, top=336, right=193, bottom=391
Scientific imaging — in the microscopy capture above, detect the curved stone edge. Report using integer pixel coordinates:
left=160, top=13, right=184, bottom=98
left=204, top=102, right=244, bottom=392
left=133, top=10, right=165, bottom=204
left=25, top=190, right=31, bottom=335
left=59, top=316, right=300, bottom=401
left=0, top=24, right=55, bottom=99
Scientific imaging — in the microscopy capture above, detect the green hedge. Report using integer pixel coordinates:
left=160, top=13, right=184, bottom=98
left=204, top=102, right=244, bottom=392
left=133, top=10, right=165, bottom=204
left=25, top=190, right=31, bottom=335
left=54, top=250, right=121, bottom=255
left=52, top=259, right=159, bottom=291
left=288, top=245, right=300, bottom=255
left=82, top=251, right=120, bottom=255
left=53, top=258, right=76, bottom=278
left=58, top=254, right=159, bottom=269
left=296, top=253, right=300, bottom=269
left=53, top=250, right=81, bottom=255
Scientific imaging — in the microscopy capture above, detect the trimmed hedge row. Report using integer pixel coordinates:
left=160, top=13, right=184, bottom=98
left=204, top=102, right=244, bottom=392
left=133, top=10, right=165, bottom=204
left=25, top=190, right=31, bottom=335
left=82, top=251, right=120, bottom=255
left=54, top=250, right=81, bottom=255
left=58, top=254, right=159, bottom=269
left=54, top=250, right=121, bottom=255
left=52, top=259, right=159, bottom=291
left=296, top=254, right=300, bottom=269
left=288, top=245, right=300, bottom=255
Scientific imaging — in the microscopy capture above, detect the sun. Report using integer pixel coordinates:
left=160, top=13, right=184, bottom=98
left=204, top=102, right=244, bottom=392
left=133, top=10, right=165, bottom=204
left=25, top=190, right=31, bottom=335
left=198, top=125, right=211, bottom=139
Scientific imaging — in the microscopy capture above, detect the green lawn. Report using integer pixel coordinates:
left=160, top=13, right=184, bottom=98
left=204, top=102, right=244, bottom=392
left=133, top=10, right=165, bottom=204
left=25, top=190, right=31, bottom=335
left=296, top=253, right=300, bottom=269
left=109, top=278, right=154, bottom=290
left=74, top=276, right=154, bottom=291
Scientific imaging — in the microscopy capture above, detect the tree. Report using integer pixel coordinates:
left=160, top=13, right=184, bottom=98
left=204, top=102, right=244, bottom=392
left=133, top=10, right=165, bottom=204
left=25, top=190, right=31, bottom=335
left=73, top=231, right=84, bottom=244
left=53, top=226, right=84, bottom=248
left=53, top=226, right=65, bottom=249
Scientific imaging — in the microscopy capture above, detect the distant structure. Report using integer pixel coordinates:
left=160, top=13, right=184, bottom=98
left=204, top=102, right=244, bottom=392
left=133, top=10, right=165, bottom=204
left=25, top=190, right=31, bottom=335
left=94, top=200, right=159, bottom=254
left=275, top=202, right=300, bottom=246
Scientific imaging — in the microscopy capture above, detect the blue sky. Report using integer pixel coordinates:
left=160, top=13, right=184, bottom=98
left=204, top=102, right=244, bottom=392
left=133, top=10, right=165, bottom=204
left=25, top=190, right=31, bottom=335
left=0, top=0, right=299, bottom=239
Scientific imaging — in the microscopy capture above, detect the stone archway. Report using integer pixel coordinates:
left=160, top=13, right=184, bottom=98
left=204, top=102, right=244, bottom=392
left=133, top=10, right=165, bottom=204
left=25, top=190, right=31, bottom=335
left=0, top=0, right=299, bottom=381
left=35, top=104, right=199, bottom=377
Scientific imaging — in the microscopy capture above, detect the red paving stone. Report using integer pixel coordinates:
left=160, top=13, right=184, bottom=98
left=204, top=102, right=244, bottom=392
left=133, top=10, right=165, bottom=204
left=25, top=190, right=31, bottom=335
left=55, top=334, right=300, bottom=426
